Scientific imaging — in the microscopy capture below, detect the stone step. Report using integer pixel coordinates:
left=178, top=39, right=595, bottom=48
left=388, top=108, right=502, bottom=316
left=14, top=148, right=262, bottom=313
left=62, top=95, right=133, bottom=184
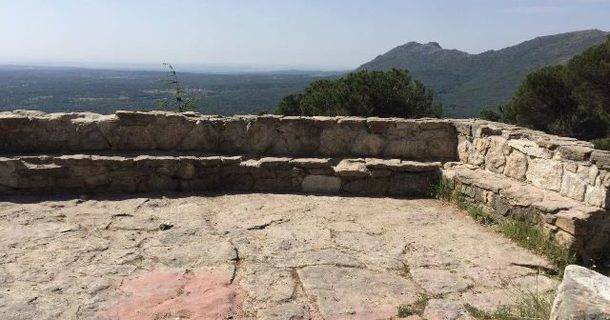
left=0, top=154, right=441, bottom=197
left=442, top=162, right=610, bottom=262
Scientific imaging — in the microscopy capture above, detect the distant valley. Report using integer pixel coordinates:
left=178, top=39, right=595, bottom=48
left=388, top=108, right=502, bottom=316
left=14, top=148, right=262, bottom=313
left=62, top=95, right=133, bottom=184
left=0, top=66, right=339, bottom=115
left=358, top=29, right=609, bottom=117
left=1, top=30, right=607, bottom=117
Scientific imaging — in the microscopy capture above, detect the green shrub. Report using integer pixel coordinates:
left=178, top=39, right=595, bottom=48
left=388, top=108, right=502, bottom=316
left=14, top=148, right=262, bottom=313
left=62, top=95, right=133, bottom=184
left=495, top=36, right=610, bottom=140
left=592, top=138, right=610, bottom=151
left=276, top=69, right=442, bottom=118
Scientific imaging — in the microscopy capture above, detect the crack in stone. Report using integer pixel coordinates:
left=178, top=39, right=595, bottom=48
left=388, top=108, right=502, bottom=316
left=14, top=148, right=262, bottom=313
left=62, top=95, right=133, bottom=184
left=288, top=268, right=304, bottom=301
left=228, top=240, right=241, bottom=284
left=510, top=262, right=558, bottom=275
left=246, top=218, right=288, bottom=230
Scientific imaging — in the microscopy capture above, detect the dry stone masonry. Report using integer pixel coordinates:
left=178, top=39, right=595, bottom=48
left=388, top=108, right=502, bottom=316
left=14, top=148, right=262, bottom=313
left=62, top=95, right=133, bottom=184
left=0, top=110, right=608, bottom=262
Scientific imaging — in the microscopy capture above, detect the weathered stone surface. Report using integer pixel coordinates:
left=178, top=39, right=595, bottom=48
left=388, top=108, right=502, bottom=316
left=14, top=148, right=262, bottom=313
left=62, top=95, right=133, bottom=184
left=503, top=150, right=528, bottom=180
left=301, top=175, right=342, bottom=194
left=526, top=158, right=563, bottom=191
left=333, top=159, right=369, bottom=178
left=558, top=145, right=594, bottom=161
left=410, top=268, right=474, bottom=295
left=0, top=194, right=561, bottom=319
left=0, top=111, right=460, bottom=161
left=585, top=185, right=609, bottom=208
left=561, top=171, right=587, bottom=201
left=550, top=265, right=610, bottom=320
left=298, top=265, right=421, bottom=319
left=0, top=155, right=445, bottom=199
left=554, top=210, right=591, bottom=235
left=1, top=111, right=610, bottom=264
left=591, top=150, right=610, bottom=170
left=508, top=139, right=552, bottom=159
left=423, top=299, right=471, bottom=320
left=289, top=158, right=331, bottom=169
left=484, top=136, right=509, bottom=174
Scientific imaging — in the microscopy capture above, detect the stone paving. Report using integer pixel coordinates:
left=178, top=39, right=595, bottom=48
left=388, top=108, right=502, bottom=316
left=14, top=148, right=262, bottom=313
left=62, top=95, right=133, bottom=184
left=0, top=193, right=558, bottom=320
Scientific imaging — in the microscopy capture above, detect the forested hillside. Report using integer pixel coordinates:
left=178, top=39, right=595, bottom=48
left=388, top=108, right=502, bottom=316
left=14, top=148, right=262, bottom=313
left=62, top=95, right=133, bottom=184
left=359, top=29, right=609, bottom=117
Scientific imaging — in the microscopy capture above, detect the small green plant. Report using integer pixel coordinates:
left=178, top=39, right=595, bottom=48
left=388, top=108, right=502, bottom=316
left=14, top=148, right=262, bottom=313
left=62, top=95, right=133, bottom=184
left=468, top=206, right=496, bottom=225
left=157, top=63, right=198, bottom=112
left=397, top=294, right=429, bottom=317
left=429, top=177, right=453, bottom=201
left=592, top=138, right=610, bottom=151
left=430, top=178, right=467, bottom=209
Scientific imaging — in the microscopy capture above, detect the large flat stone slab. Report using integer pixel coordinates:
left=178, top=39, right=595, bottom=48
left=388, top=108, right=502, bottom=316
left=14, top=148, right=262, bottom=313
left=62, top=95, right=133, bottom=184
left=0, top=194, right=558, bottom=319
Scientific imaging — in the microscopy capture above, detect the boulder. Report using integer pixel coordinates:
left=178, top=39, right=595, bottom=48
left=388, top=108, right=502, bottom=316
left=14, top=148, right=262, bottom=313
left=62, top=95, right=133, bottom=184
left=550, top=265, right=610, bottom=320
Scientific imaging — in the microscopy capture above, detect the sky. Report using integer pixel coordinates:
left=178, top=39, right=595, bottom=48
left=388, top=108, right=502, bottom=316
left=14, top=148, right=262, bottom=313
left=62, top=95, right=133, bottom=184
left=1, top=0, right=609, bottom=71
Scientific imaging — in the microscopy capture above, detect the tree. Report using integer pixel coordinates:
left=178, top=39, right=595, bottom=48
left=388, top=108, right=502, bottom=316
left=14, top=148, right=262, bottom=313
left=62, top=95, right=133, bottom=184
left=495, top=36, right=610, bottom=140
left=157, top=63, right=198, bottom=112
left=567, top=35, right=610, bottom=125
left=276, top=69, right=442, bottom=118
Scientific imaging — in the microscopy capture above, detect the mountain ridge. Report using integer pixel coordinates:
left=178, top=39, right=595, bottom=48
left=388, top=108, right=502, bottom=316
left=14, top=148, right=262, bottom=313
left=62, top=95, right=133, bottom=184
left=358, top=29, right=609, bottom=117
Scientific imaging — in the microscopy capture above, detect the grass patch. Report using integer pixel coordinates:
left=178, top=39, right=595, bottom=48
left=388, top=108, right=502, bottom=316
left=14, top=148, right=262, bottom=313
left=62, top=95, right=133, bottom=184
left=468, top=206, right=496, bottom=225
left=592, top=137, right=610, bottom=151
left=397, top=294, right=429, bottom=318
left=465, top=288, right=555, bottom=320
left=429, top=176, right=454, bottom=201
left=430, top=177, right=467, bottom=209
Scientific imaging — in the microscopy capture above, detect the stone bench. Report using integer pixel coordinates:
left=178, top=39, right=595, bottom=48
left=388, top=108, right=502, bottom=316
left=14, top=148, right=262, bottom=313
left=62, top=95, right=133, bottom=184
left=0, top=154, right=441, bottom=197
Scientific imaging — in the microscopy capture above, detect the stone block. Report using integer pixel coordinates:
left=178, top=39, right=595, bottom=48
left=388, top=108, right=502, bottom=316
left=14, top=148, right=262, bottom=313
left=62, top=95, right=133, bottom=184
left=526, top=158, right=563, bottom=191
left=554, top=210, right=591, bottom=235
left=584, top=185, right=609, bottom=208
left=557, top=145, right=593, bottom=161
left=508, top=139, right=552, bottom=159
left=334, top=159, right=369, bottom=178
left=550, top=265, right=610, bottom=320
left=591, top=150, right=610, bottom=170
left=503, top=150, right=528, bottom=180
left=560, top=171, right=587, bottom=201
left=179, top=120, right=220, bottom=151
left=484, top=136, right=509, bottom=173
left=289, top=158, right=332, bottom=169
left=301, top=175, right=342, bottom=194
left=343, top=177, right=389, bottom=195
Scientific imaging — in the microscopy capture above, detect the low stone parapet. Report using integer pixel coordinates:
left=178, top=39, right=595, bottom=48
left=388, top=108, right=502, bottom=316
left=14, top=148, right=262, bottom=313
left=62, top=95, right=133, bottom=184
left=455, top=119, right=610, bottom=209
left=0, top=110, right=457, bottom=162
left=0, top=154, right=441, bottom=197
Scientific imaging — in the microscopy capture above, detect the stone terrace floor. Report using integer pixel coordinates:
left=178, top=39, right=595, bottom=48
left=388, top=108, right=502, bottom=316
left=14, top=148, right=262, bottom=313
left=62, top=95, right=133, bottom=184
left=0, top=194, right=559, bottom=320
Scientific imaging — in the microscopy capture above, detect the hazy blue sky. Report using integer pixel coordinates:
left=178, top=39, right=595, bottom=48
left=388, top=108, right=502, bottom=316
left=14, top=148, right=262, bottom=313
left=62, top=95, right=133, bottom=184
left=1, top=0, right=609, bottom=70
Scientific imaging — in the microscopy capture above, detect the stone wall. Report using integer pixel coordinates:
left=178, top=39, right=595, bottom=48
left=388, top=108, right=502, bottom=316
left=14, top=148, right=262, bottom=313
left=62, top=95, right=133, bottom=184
left=0, top=110, right=609, bottom=261
left=0, top=110, right=457, bottom=161
left=455, top=119, right=610, bottom=209
left=449, top=119, right=610, bottom=262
